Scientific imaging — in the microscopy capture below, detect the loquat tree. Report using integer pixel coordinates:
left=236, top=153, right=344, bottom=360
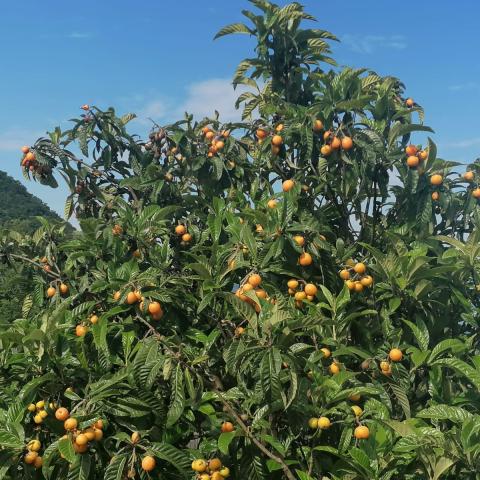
left=1, top=1, right=480, bottom=479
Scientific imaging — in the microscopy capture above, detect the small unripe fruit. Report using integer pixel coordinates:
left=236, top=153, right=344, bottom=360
left=219, top=466, right=231, bottom=477
left=27, top=404, right=36, bottom=412
left=351, top=405, right=363, bottom=417
left=36, top=400, right=45, bottom=409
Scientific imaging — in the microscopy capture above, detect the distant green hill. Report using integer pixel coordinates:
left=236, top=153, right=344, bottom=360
left=0, top=170, right=62, bottom=233
left=0, top=170, right=65, bottom=321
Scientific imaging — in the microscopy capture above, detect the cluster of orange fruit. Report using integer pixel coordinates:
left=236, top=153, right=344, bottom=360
left=201, top=126, right=230, bottom=157
left=379, top=348, right=403, bottom=376
left=405, top=144, right=428, bottom=169
left=27, top=400, right=50, bottom=425
left=46, top=282, right=69, bottom=298
left=175, top=224, right=192, bottom=244
left=112, top=290, right=164, bottom=321
left=312, top=120, right=354, bottom=156
left=338, top=261, right=372, bottom=292
left=463, top=170, right=480, bottom=199
left=20, top=146, right=38, bottom=172
left=234, top=274, right=272, bottom=313
left=308, top=416, right=369, bottom=439
left=191, top=458, right=230, bottom=479
left=23, top=439, right=43, bottom=469
left=255, top=124, right=284, bottom=155
left=287, top=279, right=318, bottom=307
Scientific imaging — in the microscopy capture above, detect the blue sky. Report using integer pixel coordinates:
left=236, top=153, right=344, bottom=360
left=1, top=0, right=479, bottom=215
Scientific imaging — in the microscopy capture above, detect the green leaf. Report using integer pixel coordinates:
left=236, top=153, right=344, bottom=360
left=104, top=454, right=128, bottom=480
left=214, top=22, right=252, bottom=39
left=166, top=364, right=185, bottom=427
left=218, top=431, right=236, bottom=454
left=58, top=437, right=76, bottom=463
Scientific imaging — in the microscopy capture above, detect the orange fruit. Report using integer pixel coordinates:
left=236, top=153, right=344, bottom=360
left=320, top=144, right=332, bottom=156
left=113, top=291, right=121, bottom=301
left=430, top=174, right=443, bottom=186
left=248, top=274, right=262, bottom=287
left=64, top=418, right=78, bottom=431
left=256, top=128, right=267, bottom=139
left=55, top=407, right=70, bottom=421
left=94, top=419, right=104, bottom=430
left=271, top=135, right=283, bottom=146
left=21, top=146, right=30, bottom=154
left=73, top=443, right=88, bottom=453
left=299, top=252, right=313, bottom=266
left=282, top=179, right=295, bottom=192
left=308, top=417, right=319, bottom=428
left=215, top=140, right=225, bottom=150
left=267, top=199, right=277, bottom=209
left=75, top=325, right=87, bottom=337
left=330, top=137, right=341, bottom=150
left=321, top=347, right=331, bottom=358
left=329, top=363, right=340, bottom=374
left=405, top=98, right=414, bottom=108
left=339, top=269, right=350, bottom=280
left=406, top=155, right=419, bottom=168
left=354, top=282, right=364, bottom=292
left=341, top=136, right=353, bottom=150
left=317, top=417, right=331, bottom=429
left=205, top=131, right=214, bottom=140
left=294, top=291, right=307, bottom=301
left=287, top=279, right=299, bottom=289
left=33, top=456, right=43, bottom=469
left=304, top=283, right=317, bottom=296
left=345, top=280, right=355, bottom=290
left=90, top=314, right=99, bottom=324
left=148, top=301, right=162, bottom=314
left=59, top=283, right=68, bottom=294
left=81, top=104, right=90, bottom=111
left=431, top=191, right=439, bottom=201
left=131, top=431, right=141, bottom=443
left=141, top=456, right=156, bottom=472
left=175, top=225, right=186, bottom=235
left=473, top=188, right=480, bottom=199
left=46, top=287, right=56, bottom=298
left=75, top=434, right=88, bottom=446
left=405, top=145, right=418, bottom=156
left=293, top=235, right=305, bottom=246
left=354, top=425, right=370, bottom=439
left=389, top=348, right=403, bottom=362
left=255, top=289, right=268, bottom=299
left=126, top=292, right=138, bottom=305
left=418, top=150, right=428, bottom=160
left=94, top=428, right=103, bottom=441
left=191, top=459, right=208, bottom=472
left=28, top=440, right=41, bottom=452
left=323, top=130, right=332, bottom=141
left=221, top=421, right=234, bottom=433
left=25, top=152, right=36, bottom=161
left=271, top=145, right=281, bottom=155
left=208, top=458, right=222, bottom=471
left=234, top=326, right=245, bottom=336
left=464, top=171, right=474, bottom=182
left=182, top=233, right=192, bottom=242
left=349, top=393, right=361, bottom=402
left=360, top=275, right=373, bottom=287
left=354, top=262, right=366, bottom=274
left=275, top=124, right=284, bottom=132
left=24, top=451, right=38, bottom=464
left=313, top=119, right=324, bottom=132
left=202, top=126, right=210, bottom=135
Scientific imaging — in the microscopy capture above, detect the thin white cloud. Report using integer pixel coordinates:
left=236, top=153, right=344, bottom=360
left=68, top=32, right=93, bottom=39
left=448, top=82, right=479, bottom=92
left=342, top=34, right=407, bottom=54
left=0, top=129, right=42, bottom=152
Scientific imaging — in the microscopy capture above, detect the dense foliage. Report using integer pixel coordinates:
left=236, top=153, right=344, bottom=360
left=1, top=2, right=480, bottom=479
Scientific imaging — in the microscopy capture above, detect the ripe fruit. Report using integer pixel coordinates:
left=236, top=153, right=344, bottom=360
left=33, top=414, right=43, bottom=424
left=248, top=274, right=262, bottom=288
left=25, top=152, right=36, bottom=161
left=405, top=98, right=414, bottom=107
left=94, top=419, right=104, bottom=429
left=64, top=418, right=78, bottom=430
left=299, top=252, right=313, bottom=266
left=25, top=451, right=38, bottom=464
left=34, top=456, right=43, bottom=469
left=271, top=135, right=283, bottom=146
left=141, top=456, right=156, bottom=472
left=354, top=262, right=366, bottom=274
left=320, top=347, right=331, bottom=358
left=267, top=199, right=277, bottom=209
left=182, top=233, right=192, bottom=242
left=293, top=235, right=305, bottom=246
left=55, top=407, right=69, bottom=421
left=148, top=301, right=162, bottom=314
left=205, top=131, right=215, bottom=140
left=46, top=287, right=56, bottom=298
left=345, top=280, right=355, bottom=290
left=330, top=137, right=341, bottom=150
left=473, top=188, right=480, bottom=199
left=76, top=434, right=88, bottom=446
left=90, top=314, right=99, bottom=324
left=81, top=104, right=90, bottom=111
left=405, top=145, right=418, bottom=156
left=431, top=191, right=439, bottom=201
left=354, top=425, right=370, bottom=439
left=126, top=292, right=138, bottom=305
left=75, top=325, right=87, bottom=337
left=59, top=283, right=69, bottom=294
left=308, top=417, right=319, bottom=429
left=192, top=459, right=208, bottom=472
left=36, top=400, right=45, bottom=409
left=464, top=171, right=475, bottom=182
left=271, top=145, right=280, bottom=155
left=351, top=405, right=363, bottom=417
left=323, top=130, right=332, bottom=141
left=211, top=473, right=224, bottom=480
left=329, top=363, right=340, bottom=374
left=215, top=140, right=225, bottom=151
left=27, top=404, right=36, bottom=412
left=341, top=136, right=353, bottom=150
left=39, top=410, right=48, bottom=419
left=406, top=155, right=419, bottom=168
left=313, top=119, right=324, bottom=132
left=235, top=326, right=245, bottom=336
left=94, top=428, right=104, bottom=441
left=84, top=428, right=96, bottom=441
left=430, top=174, right=443, bottom=186
left=221, top=421, right=234, bottom=433
left=175, top=225, right=186, bottom=235
left=113, top=291, right=121, bottom=301
left=389, top=348, right=403, bottom=362
left=282, top=179, right=295, bottom=192
left=208, top=458, right=222, bottom=471
left=294, top=291, right=307, bottom=301
left=360, top=275, right=373, bottom=287
left=131, top=431, right=141, bottom=443
left=219, top=467, right=231, bottom=477
left=73, top=443, right=88, bottom=453
left=339, top=269, right=350, bottom=280
left=320, top=144, right=332, bottom=156
left=256, top=128, right=267, bottom=139
left=21, top=146, right=30, bottom=154
left=418, top=150, right=428, bottom=160
left=317, top=417, right=331, bottom=429
left=28, top=440, right=41, bottom=452
left=304, top=284, right=317, bottom=296
left=255, top=289, right=267, bottom=299
left=287, top=279, right=299, bottom=289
